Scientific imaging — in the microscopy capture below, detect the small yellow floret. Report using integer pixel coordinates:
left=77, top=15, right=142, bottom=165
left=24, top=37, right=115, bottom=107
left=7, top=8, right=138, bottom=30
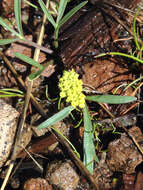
left=59, top=69, right=85, bottom=108
left=60, top=91, right=66, bottom=98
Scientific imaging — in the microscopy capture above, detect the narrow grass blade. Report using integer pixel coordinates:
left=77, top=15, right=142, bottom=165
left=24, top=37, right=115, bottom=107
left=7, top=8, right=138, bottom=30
left=0, top=88, right=23, bottom=94
left=0, top=89, right=24, bottom=97
left=38, top=106, right=74, bottom=129
left=59, top=1, right=87, bottom=27
left=124, top=76, right=143, bottom=91
left=29, top=63, right=52, bottom=80
left=28, top=67, right=44, bottom=80
left=51, top=126, right=80, bottom=158
left=133, top=8, right=141, bottom=51
left=0, top=38, right=19, bottom=45
left=86, top=95, right=137, bottom=104
left=83, top=104, right=96, bottom=174
left=15, top=52, right=43, bottom=69
left=38, top=0, right=56, bottom=27
left=0, top=17, right=21, bottom=38
left=14, top=0, right=24, bottom=37
left=0, top=94, right=23, bottom=97
left=56, top=0, right=68, bottom=26
left=95, top=52, right=143, bottom=64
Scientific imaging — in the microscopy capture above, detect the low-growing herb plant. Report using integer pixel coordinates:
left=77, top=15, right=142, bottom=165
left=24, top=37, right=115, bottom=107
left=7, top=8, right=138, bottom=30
left=37, top=69, right=137, bottom=174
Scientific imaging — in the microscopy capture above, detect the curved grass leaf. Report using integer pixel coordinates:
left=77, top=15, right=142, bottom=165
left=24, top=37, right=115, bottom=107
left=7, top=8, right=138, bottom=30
left=14, top=0, right=23, bottom=37
left=86, top=95, right=137, bottom=104
left=124, top=76, right=143, bottom=91
left=0, top=88, right=23, bottom=94
left=38, top=0, right=56, bottom=27
left=59, top=1, right=87, bottom=27
left=15, top=52, right=43, bottom=69
left=51, top=126, right=80, bottom=158
left=0, top=17, right=21, bottom=38
left=38, top=106, right=74, bottom=129
left=0, top=38, right=19, bottom=45
left=0, top=88, right=24, bottom=97
left=56, top=0, right=68, bottom=26
left=83, top=104, right=97, bottom=174
left=95, top=52, right=143, bottom=64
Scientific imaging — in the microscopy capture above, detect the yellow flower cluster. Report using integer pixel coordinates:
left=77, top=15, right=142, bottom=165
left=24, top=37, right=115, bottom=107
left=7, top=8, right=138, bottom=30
left=59, top=69, right=85, bottom=109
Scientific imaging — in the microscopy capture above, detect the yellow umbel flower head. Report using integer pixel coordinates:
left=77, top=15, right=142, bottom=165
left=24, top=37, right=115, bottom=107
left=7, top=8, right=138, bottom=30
left=59, top=69, right=85, bottom=109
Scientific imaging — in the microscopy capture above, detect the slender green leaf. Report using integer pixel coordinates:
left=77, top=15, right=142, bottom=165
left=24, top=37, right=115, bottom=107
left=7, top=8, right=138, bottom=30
left=29, top=63, right=51, bottom=80
left=0, top=88, right=23, bottom=94
left=59, top=1, right=87, bottom=27
left=15, top=52, right=43, bottom=69
left=0, top=17, right=21, bottom=38
left=124, top=76, right=143, bottom=91
left=94, top=52, right=143, bottom=64
left=113, top=83, right=127, bottom=94
left=0, top=88, right=24, bottom=97
left=38, top=0, right=56, bottom=27
left=0, top=38, right=19, bottom=45
left=83, top=104, right=96, bottom=174
left=38, top=106, right=74, bottom=129
left=86, top=95, right=137, bottom=104
left=51, top=126, right=80, bottom=158
left=14, top=0, right=23, bottom=37
left=28, top=67, right=44, bottom=80
left=133, top=8, right=141, bottom=51
left=0, top=94, right=23, bottom=97
left=56, top=0, right=68, bottom=26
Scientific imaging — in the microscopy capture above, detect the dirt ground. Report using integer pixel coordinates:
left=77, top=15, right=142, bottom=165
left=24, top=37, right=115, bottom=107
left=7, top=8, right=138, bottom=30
left=0, top=0, right=143, bottom=190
